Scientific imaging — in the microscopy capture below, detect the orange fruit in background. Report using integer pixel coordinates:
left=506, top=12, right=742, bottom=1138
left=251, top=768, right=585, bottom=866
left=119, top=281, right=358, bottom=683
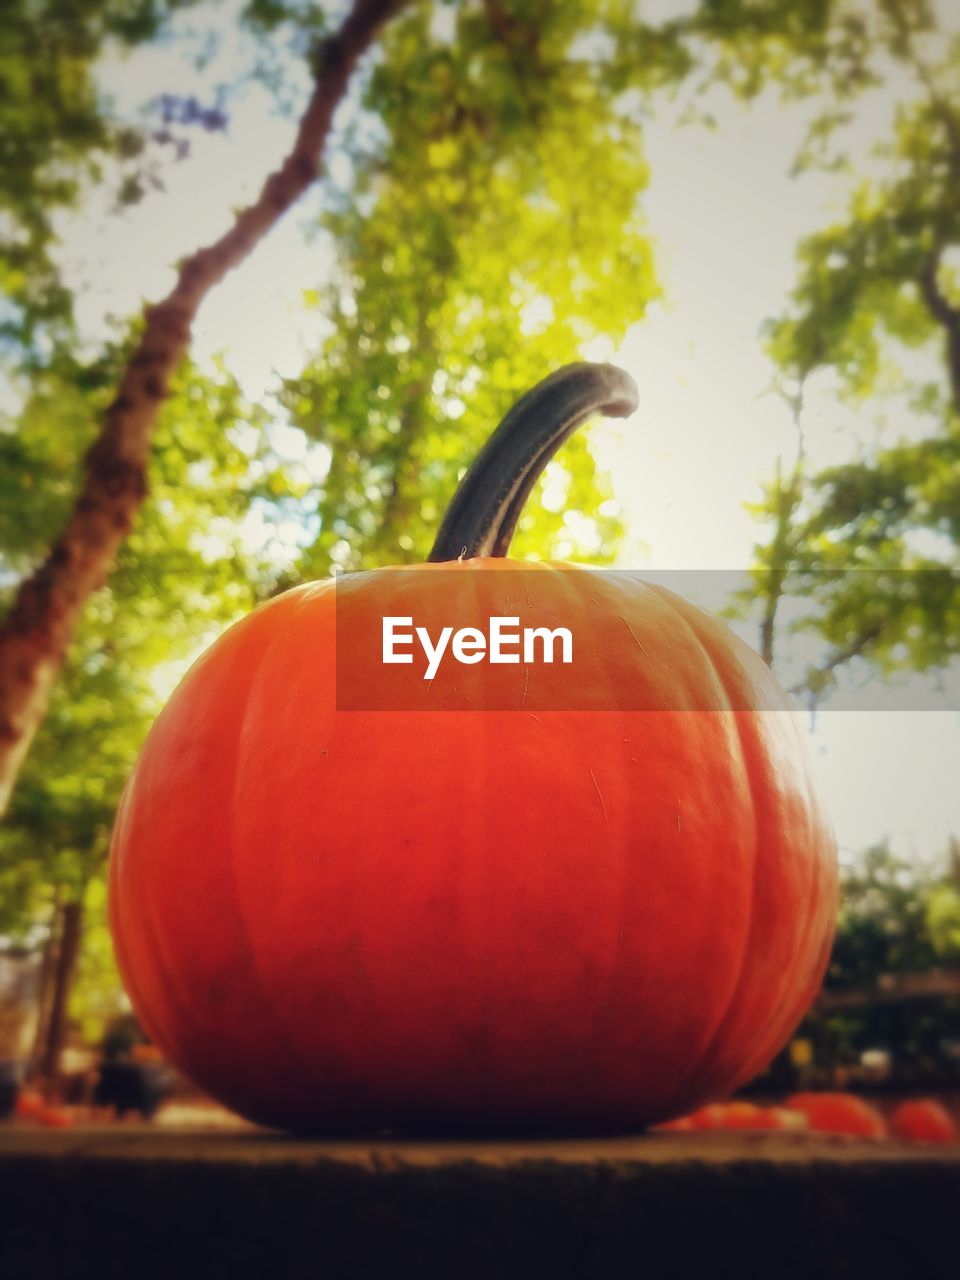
left=652, top=1116, right=695, bottom=1132
left=786, top=1092, right=886, bottom=1138
left=891, top=1100, right=956, bottom=1144
left=766, top=1106, right=809, bottom=1131
left=686, top=1104, right=729, bottom=1130
left=717, top=1102, right=766, bottom=1129
left=721, top=1103, right=808, bottom=1131
left=40, top=1107, right=74, bottom=1129
left=662, top=1102, right=810, bottom=1132
left=14, top=1089, right=46, bottom=1121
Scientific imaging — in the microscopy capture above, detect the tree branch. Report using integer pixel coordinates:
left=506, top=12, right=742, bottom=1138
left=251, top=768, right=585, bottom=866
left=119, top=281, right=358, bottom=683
left=790, top=620, right=885, bottom=700
left=758, top=376, right=807, bottom=668
left=886, top=6, right=960, bottom=415
left=886, top=0, right=960, bottom=166
left=0, top=0, right=407, bottom=815
left=920, top=244, right=960, bottom=416
left=481, top=0, right=542, bottom=122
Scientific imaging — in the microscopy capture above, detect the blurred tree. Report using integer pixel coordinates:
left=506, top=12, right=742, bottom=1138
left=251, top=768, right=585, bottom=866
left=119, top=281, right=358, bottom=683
left=0, top=0, right=739, bottom=808
left=0, top=0, right=204, bottom=356
left=752, top=841, right=960, bottom=1089
left=728, top=0, right=960, bottom=697
left=0, top=0, right=709, bottom=809
left=283, top=0, right=661, bottom=574
left=926, top=838, right=960, bottom=963
left=811, top=843, right=960, bottom=1084
left=0, top=0, right=405, bottom=814
left=0, top=352, right=283, bottom=1074
left=827, top=844, right=943, bottom=993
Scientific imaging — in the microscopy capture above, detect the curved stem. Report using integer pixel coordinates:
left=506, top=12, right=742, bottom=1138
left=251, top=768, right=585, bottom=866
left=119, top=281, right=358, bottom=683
left=429, top=362, right=638, bottom=562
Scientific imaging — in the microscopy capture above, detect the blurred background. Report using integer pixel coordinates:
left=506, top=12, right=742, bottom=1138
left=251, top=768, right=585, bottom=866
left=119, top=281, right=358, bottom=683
left=1, top=0, right=959, bottom=1128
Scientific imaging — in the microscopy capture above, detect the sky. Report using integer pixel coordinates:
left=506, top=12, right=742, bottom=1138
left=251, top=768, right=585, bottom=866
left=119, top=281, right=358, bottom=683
left=53, top=1, right=960, bottom=864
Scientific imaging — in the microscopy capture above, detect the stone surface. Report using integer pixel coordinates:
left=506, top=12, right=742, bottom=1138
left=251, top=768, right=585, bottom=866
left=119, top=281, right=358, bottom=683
left=2, top=1127, right=959, bottom=1278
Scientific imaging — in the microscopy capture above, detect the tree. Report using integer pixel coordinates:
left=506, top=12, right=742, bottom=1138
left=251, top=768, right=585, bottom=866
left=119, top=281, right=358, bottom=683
left=0, top=0, right=206, bottom=356
left=0, top=0, right=729, bottom=805
left=0, top=354, right=283, bottom=1076
left=0, top=0, right=406, bottom=815
left=730, top=0, right=960, bottom=699
left=803, top=843, right=960, bottom=1082
left=283, top=0, right=658, bottom=576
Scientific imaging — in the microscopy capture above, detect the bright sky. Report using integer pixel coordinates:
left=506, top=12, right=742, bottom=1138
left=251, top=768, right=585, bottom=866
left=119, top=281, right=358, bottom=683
left=58, top=3, right=959, bottom=864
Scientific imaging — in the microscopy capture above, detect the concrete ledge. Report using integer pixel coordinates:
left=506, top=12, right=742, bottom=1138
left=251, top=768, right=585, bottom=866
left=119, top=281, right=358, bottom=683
left=3, top=1128, right=959, bottom=1279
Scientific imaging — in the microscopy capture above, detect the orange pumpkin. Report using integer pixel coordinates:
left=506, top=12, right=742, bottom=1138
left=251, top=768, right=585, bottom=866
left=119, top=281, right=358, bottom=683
left=667, top=1102, right=808, bottom=1133
left=684, top=1104, right=729, bottom=1131
left=652, top=1116, right=695, bottom=1133
left=14, top=1088, right=46, bottom=1121
left=109, top=364, right=837, bottom=1133
left=39, top=1106, right=74, bottom=1129
left=891, top=1100, right=956, bottom=1144
left=785, top=1092, right=886, bottom=1138
left=717, top=1102, right=808, bottom=1131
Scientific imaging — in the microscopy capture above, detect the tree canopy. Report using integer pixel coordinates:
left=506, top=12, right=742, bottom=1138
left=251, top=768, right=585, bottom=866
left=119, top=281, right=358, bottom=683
left=732, top=0, right=960, bottom=695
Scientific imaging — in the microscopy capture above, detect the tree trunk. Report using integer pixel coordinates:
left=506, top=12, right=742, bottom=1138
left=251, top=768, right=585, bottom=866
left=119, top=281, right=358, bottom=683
left=920, top=247, right=960, bottom=417
left=0, top=0, right=407, bottom=816
left=40, top=899, right=83, bottom=1092
left=29, top=889, right=62, bottom=1077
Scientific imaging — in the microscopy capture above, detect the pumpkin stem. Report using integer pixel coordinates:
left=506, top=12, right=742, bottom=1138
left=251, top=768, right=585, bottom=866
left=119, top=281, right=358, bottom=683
left=428, top=363, right=639, bottom=562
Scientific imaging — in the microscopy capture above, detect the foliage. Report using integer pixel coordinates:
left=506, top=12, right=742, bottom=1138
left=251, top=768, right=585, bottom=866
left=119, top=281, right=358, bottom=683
left=828, top=844, right=944, bottom=991
left=0, top=1, right=207, bottom=355
left=731, top=0, right=960, bottom=695
left=796, top=843, right=960, bottom=1079
left=0, top=350, right=281, bottom=944
left=282, top=0, right=667, bottom=576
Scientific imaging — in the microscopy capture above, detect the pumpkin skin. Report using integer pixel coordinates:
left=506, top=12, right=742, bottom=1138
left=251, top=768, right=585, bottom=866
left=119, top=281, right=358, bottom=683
left=109, top=556, right=837, bottom=1133
left=785, top=1092, right=887, bottom=1138
left=714, top=1102, right=809, bottom=1132
left=655, top=1103, right=799, bottom=1133
left=891, top=1100, right=956, bottom=1144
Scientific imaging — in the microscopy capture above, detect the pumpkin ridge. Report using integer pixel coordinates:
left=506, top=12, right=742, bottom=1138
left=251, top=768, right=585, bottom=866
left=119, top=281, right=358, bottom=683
left=640, top=585, right=764, bottom=1115
left=109, top=778, right=168, bottom=1054
left=645, top=584, right=831, bottom=1105
left=558, top=570, right=632, bottom=1093
left=235, top=583, right=366, bottom=1111
left=720, top=703, right=837, bottom=1090
left=143, top=602, right=306, bottom=1117
left=121, top=735, right=223, bottom=1072
left=230, top=599, right=306, bottom=1046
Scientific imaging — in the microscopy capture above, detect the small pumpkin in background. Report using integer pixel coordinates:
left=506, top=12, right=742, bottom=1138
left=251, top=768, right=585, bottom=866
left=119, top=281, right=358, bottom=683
left=39, top=1106, right=74, bottom=1129
left=653, top=1115, right=695, bottom=1133
left=681, top=1104, right=728, bottom=1131
left=786, top=1092, right=886, bottom=1138
left=656, top=1102, right=808, bottom=1133
left=719, top=1102, right=808, bottom=1132
left=110, top=364, right=838, bottom=1134
left=891, top=1100, right=956, bottom=1144
left=14, top=1089, right=46, bottom=1122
